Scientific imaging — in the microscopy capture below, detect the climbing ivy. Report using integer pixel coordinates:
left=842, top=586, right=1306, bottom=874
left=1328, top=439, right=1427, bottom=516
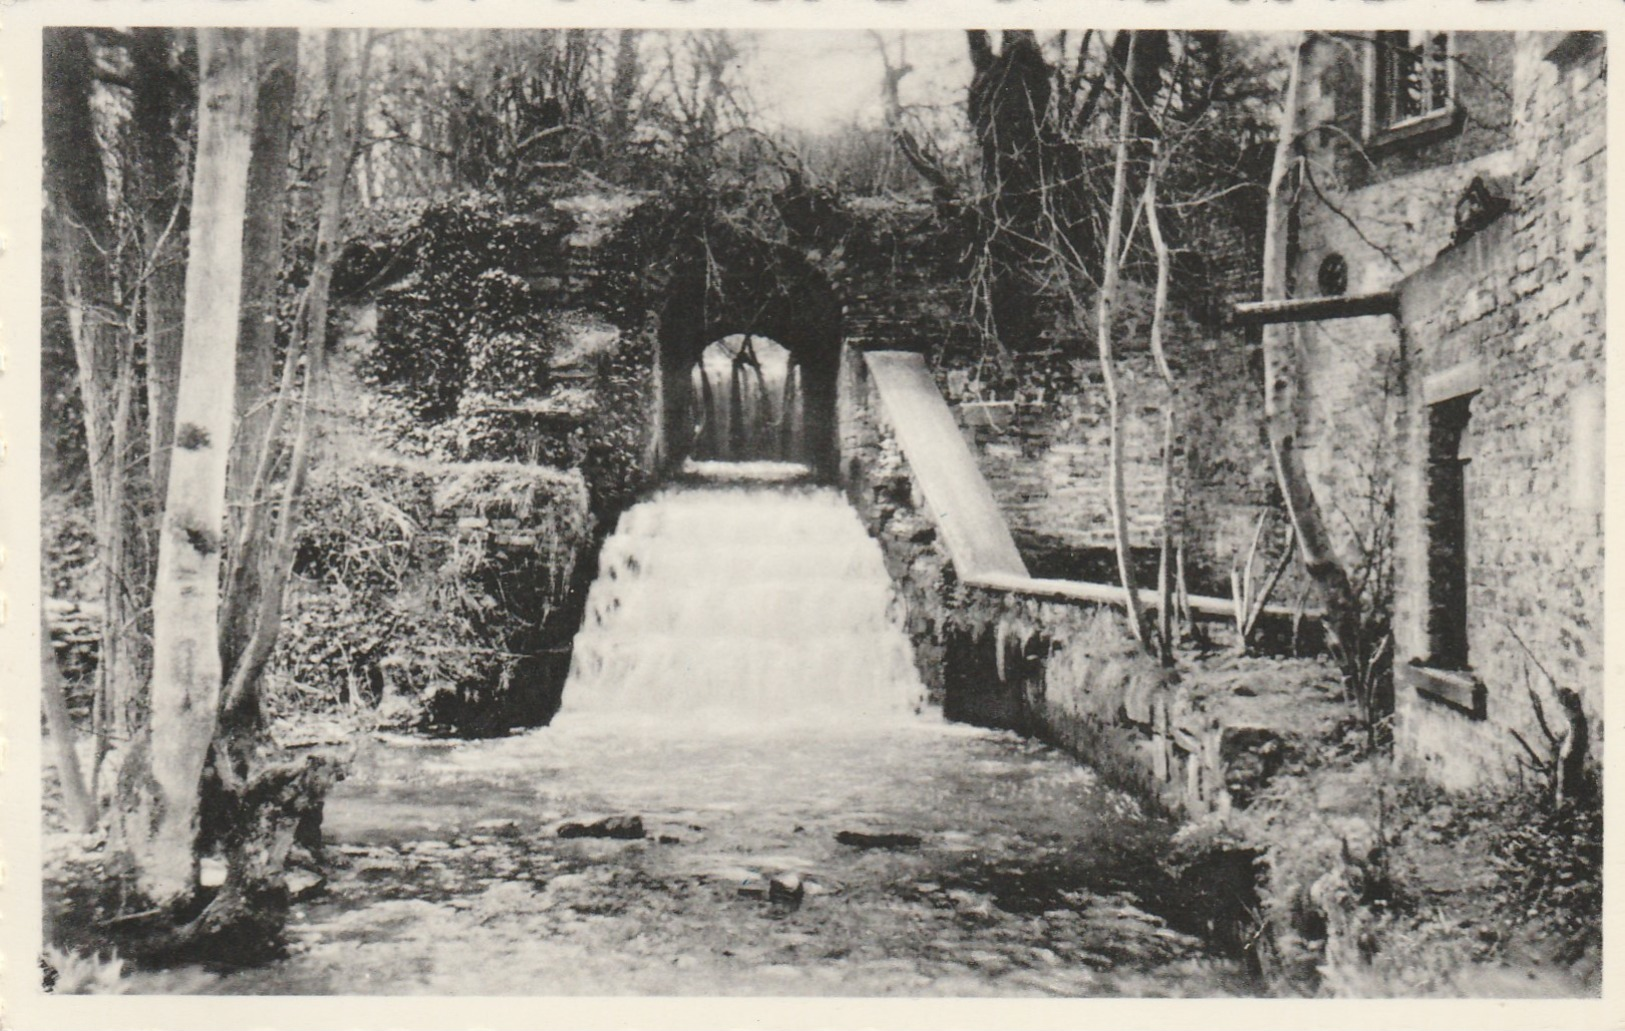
left=275, top=457, right=592, bottom=734
left=350, top=194, right=571, bottom=422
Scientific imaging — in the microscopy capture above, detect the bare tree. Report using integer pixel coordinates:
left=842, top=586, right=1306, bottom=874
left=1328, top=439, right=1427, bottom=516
left=222, top=30, right=367, bottom=725
left=1091, top=31, right=1149, bottom=643
left=44, top=27, right=151, bottom=791
left=136, top=27, right=261, bottom=905
left=131, top=28, right=193, bottom=501
left=1259, top=37, right=1361, bottom=681
left=221, top=28, right=299, bottom=676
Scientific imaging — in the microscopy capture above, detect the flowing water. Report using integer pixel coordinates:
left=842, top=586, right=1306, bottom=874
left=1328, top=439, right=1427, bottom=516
left=106, top=465, right=1255, bottom=996
left=690, top=336, right=808, bottom=465
left=563, top=467, right=925, bottom=727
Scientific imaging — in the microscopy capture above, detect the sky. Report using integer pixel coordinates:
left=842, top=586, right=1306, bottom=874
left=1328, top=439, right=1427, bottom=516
left=737, top=30, right=972, bottom=133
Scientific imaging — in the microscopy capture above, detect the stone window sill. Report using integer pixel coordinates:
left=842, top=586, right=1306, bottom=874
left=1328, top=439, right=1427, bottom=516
left=1400, top=661, right=1486, bottom=720
left=1366, top=104, right=1462, bottom=153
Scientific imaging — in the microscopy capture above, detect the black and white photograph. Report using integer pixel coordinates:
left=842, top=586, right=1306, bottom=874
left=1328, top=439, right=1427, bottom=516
left=2, top=1, right=1616, bottom=1023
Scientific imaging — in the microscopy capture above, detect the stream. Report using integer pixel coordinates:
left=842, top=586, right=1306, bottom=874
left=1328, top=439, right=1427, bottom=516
left=129, top=717, right=1256, bottom=996
left=121, top=469, right=1257, bottom=996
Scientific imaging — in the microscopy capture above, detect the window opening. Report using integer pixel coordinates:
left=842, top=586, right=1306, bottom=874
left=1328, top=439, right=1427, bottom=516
left=1425, top=392, right=1473, bottom=669
left=1317, top=253, right=1349, bottom=296
left=1373, top=31, right=1453, bottom=132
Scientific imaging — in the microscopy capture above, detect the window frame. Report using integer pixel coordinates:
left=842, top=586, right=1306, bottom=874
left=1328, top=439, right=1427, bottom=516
left=1363, top=30, right=1460, bottom=145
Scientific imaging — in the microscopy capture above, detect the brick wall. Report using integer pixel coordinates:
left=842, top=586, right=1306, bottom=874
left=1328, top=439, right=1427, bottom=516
left=1293, top=31, right=1605, bottom=788
left=1292, top=33, right=1519, bottom=573
left=942, top=346, right=1281, bottom=598
left=1391, top=34, right=1605, bottom=788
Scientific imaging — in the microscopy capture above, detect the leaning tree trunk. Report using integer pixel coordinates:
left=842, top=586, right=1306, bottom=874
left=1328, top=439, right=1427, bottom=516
left=131, top=28, right=260, bottom=908
left=221, top=29, right=362, bottom=723
left=1144, top=142, right=1179, bottom=665
left=1094, top=31, right=1148, bottom=645
left=132, top=27, right=192, bottom=502
left=1260, top=37, right=1361, bottom=676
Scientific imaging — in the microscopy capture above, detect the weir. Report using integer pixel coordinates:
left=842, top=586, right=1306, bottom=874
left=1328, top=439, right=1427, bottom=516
left=561, top=462, right=928, bottom=727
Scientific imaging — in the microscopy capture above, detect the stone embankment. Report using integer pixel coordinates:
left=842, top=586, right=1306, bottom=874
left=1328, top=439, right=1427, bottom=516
left=839, top=347, right=1341, bottom=821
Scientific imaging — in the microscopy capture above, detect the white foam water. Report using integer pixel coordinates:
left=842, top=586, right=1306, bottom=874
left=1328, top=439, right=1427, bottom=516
left=561, top=476, right=928, bottom=730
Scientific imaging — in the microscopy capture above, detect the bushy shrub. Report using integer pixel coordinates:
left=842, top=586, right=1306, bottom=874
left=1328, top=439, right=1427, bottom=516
left=1488, top=782, right=1602, bottom=968
left=273, top=456, right=592, bottom=734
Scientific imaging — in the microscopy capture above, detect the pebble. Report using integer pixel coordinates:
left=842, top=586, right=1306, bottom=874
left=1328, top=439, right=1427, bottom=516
left=769, top=873, right=804, bottom=902
left=558, top=814, right=646, bottom=840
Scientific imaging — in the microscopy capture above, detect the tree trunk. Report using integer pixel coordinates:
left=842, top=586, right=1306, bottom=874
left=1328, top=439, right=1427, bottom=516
left=1260, top=37, right=1361, bottom=674
left=607, top=29, right=641, bottom=149
left=132, top=27, right=191, bottom=502
left=222, top=28, right=299, bottom=678
left=43, top=28, right=149, bottom=789
left=42, top=610, right=96, bottom=834
left=222, top=29, right=361, bottom=724
left=135, top=28, right=260, bottom=907
left=1093, top=31, right=1147, bottom=645
left=1145, top=143, right=1178, bottom=665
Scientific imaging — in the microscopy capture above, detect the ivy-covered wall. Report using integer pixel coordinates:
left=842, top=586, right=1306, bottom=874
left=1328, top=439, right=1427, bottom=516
left=268, top=190, right=666, bottom=733
left=279, top=457, right=591, bottom=735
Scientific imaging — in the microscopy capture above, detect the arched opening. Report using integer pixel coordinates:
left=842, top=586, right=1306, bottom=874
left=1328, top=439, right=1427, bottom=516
left=653, top=253, right=843, bottom=479
left=690, top=335, right=808, bottom=465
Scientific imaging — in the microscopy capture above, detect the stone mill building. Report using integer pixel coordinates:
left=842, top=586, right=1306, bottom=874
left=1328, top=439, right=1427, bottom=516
left=1281, top=30, right=1605, bottom=788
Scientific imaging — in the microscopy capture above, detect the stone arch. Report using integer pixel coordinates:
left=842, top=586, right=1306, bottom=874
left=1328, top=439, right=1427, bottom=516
left=652, top=252, right=843, bottom=478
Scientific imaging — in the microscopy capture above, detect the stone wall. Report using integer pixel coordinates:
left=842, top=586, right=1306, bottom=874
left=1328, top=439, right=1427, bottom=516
left=1390, top=34, right=1606, bottom=788
left=1292, top=32, right=1519, bottom=572
left=941, top=341, right=1283, bottom=597
left=1293, top=31, right=1605, bottom=788
left=837, top=344, right=1340, bottom=819
left=836, top=346, right=957, bottom=703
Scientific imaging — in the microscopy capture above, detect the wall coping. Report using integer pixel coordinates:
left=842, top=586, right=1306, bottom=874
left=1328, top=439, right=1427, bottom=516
left=862, top=350, right=1028, bottom=579
left=964, top=571, right=1318, bottom=622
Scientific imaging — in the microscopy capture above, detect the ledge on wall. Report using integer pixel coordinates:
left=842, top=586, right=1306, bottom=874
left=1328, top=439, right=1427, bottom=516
left=1400, top=662, right=1487, bottom=720
left=1364, top=102, right=1464, bottom=153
